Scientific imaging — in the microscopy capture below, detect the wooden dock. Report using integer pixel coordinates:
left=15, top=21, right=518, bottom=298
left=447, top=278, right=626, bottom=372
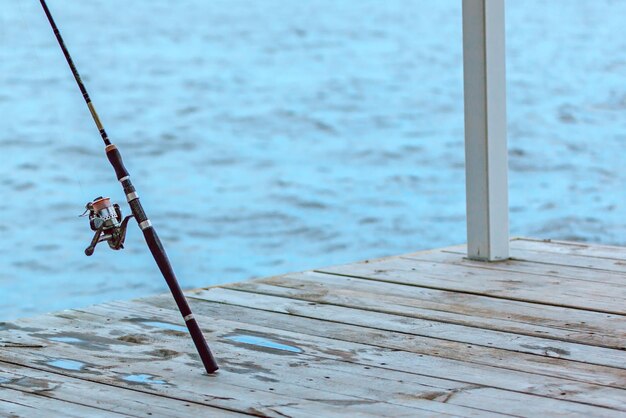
left=1, top=237, right=625, bottom=417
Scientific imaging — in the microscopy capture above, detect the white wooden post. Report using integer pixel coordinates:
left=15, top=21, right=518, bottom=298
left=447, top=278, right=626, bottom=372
left=462, top=0, right=509, bottom=261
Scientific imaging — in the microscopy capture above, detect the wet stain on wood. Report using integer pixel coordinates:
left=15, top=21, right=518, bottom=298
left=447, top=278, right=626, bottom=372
left=122, top=374, right=167, bottom=385
left=223, top=330, right=302, bottom=355
left=0, top=322, right=43, bottom=333
left=39, top=332, right=112, bottom=351
left=1, top=376, right=62, bottom=395
left=520, top=344, right=571, bottom=357
left=217, top=358, right=275, bottom=375
left=116, top=334, right=150, bottom=344
left=145, top=348, right=180, bottom=359
left=124, top=317, right=187, bottom=334
left=44, top=359, right=87, bottom=372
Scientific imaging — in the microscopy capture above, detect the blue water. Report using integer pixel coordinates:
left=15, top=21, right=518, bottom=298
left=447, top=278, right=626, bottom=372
left=1, top=1, right=625, bottom=319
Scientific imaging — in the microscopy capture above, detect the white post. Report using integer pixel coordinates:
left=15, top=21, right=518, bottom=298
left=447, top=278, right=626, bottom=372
left=462, top=0, right=509, bottom=261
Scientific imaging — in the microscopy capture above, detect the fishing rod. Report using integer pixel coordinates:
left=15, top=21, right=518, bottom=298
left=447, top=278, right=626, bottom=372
left=38, top=0, right=219, bottom=374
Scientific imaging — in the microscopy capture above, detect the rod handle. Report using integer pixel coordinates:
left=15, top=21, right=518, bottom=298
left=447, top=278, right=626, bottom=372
left=142, top=226, right=219, bottom=374
left=105, top=144, right=129, bottom=180
left=185, top=316, right=220, bottom=374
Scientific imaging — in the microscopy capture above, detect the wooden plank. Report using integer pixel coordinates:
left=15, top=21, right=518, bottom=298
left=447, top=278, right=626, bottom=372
left=140, top=295, right=626, bottom=412
left=508, top=241, right=626, bottom=274
left=49, top=302, right=626, bottom=416
left=317, top=257, right=626, bottom=315
left=218, top=280, right=626, bottom=368
left=402, top=239, right=626, bottom=274
left=190, top=287, right=626, bottom=387
left=509, top=247, right=626, bottom=276
left=512, top=238, right=626, bottom=260
left=0, top=312, right=500, bottom=417
left=0, top=348, right=377, bottom=417
left=0, top=387, right=124, bottom=418
left=255, top=271, right=625, bottom=349
left=4, top=302, right=622, bottom=416
left=407, top=248, right=626, bottom=287
left=0, top=362, right=246, bottom=417
left=4, top=237, right=626, bottom=417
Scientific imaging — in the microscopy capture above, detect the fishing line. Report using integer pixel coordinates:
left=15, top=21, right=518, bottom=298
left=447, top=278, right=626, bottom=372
left=15, top=1, right=90, bottom=199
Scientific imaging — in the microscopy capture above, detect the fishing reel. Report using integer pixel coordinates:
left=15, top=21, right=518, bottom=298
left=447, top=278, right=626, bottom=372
left=81, top=196, right=134, bottom=256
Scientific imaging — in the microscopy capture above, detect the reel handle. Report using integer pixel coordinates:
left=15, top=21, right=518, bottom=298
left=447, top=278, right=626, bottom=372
left=143, top=227, right=219, bottom=373
left=85, top=223, right=104, bottom=256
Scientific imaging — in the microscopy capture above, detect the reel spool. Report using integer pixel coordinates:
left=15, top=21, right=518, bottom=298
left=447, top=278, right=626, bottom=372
left=82, top=196, right=134, bottom=256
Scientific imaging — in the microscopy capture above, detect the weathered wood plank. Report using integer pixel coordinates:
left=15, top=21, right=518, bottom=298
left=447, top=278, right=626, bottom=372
left=0, top=386, right=125, bottom=417
left=317, top=257, right=626, bottom=314
left=0, top=357, right=389, bottom=418
left=187, top=288, right=626, bottom=389
left=508, top=245, right=626, bottom=276
left=512, top=238, right=626, bottom=260
left=0, top=362, right=246, bottom=417
left=404, top=249, right=626, bottom=286
left=2, top=297, right=623, bottom=416
left=0, top=312, right=499, bottom=418
left=254, top=271, right=625, bottom=349
left=215, top=281, right=626, bottom=369
left=124, top=296, right=626, bottom=412
left=394, top=238, right=626, bottom=276
left=4, top=238, right=626, bottom=417
left=57, top=303, right=626, bottom=415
